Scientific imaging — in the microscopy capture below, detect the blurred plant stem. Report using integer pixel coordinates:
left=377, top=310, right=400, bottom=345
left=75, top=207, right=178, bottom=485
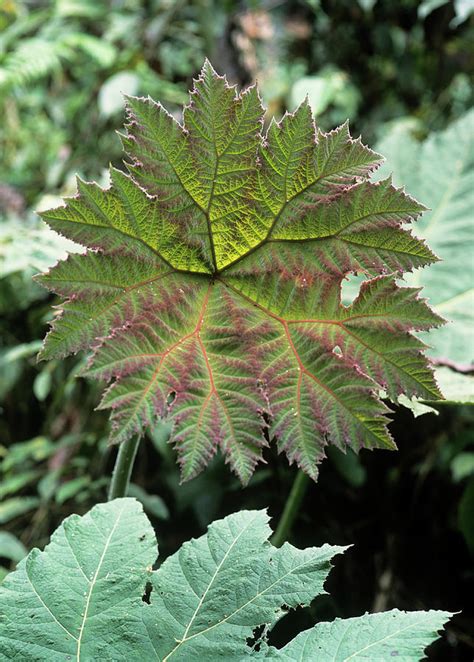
left=271, top=469, right=310, bottom=547
left=108, top=436, right=141, bottom=500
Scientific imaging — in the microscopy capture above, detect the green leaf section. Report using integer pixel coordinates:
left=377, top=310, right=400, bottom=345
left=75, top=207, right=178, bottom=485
left=264, top=610, right=451, bottom=661
left=0, top=498, right=156, bottom=660
left=374, top=110, right=474, bottom=369
left=38, top=61, right=442, bottom=483
left=145, top=509, right=342, bottom=660
left=0, top=499, right=452, bottom=661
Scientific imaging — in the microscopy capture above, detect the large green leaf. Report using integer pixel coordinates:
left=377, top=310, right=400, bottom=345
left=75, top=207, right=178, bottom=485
left=0, top=499, right=452, bottom=660
left=264, top=610, right=451, bottom=661
left=143, top=509, right=343, bottom=660
left=0, top=498, right=156, bottom=659
left=374, top=111, right=474, bottom=370
left=37, top=61, right=443, bottom=484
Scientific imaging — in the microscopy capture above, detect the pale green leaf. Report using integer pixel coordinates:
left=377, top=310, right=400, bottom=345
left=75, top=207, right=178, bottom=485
left=0, top=501, right=452, bottom=660
left=0, top=532, right=27, bottom=564
left=33, top=368, right=52, bottom=401
left=0, top=470, right=42, bottom=500
left=142, top=509, right=344, bottom=660
left=127, top=483, right=169, bottom=520
left=0, top=436, right=54, bottom=472
left=55, top=476, right=91, bottom=504
left=397, top=394, right=438, bottom=418
left=375, top=110, right=474, bottom=369
left=99, top=71, right=139, bottom=118
left=452, top=0, right=474, bottom=27
left=290, top=68, right=360, bottom=120
left=0, top=498, right=156, bottom=660
left=418, top=0, right=449, bottom=20
left=0, top=218, right=79, bottom=278
left=265, top=609, right=452, bottom=661
left=451, top=452, right=474, bottom=481
left=433, top=367, right=474, bottom=404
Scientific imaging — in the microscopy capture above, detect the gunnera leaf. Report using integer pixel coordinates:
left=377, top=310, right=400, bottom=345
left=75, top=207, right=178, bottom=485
left=36, top=60, right=443, bottom=484
left=0, top=499, right=452, bottom=661
left=374, top=110, right=474, bottom=371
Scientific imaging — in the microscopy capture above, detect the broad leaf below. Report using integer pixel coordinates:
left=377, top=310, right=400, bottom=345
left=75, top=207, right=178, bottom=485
left=0, top=499, right=452, bottom=660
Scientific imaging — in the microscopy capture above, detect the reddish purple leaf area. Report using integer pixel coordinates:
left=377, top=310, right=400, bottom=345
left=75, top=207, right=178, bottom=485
left=36, top=61, right=443, bottom=484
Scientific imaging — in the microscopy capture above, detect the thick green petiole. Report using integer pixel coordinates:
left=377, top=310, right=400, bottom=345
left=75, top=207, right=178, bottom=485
left=271, top=469, right=310, bottom=547
left=108, top=436, right=141, bottom=500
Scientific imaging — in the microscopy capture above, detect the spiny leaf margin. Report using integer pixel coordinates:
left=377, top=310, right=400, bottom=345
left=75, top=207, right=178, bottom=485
left=36, top=60, right=443, bottom=484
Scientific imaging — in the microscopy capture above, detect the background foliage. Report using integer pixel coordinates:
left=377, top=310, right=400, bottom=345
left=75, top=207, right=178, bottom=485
left=0, top=1, right=473, bottom=660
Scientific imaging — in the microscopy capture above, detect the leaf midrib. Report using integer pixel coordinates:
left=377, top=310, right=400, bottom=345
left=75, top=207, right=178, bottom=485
left=219, top=279, right=392, bottom=447
left=76, top=503, right=126, bottom=660
left=161, top=512, right=260, bottom=661
left=341, top=618, right=434, bottom=662
left=222, top=278, right=440, bottom=402
left=164, top=548, right=330, bottom=653
left=220, top=166, right=347, bottom=272
left=107, top=284, right=212, bottom=433
left=420, top=143, right=469, bottom=238
left=45, top=214, right=206, bottom=275
left=268, top=204, right=425, bottom=243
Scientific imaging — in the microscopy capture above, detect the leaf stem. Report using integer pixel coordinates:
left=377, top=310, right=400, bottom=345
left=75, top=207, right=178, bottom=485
left=271, top=470, right=310, bottom=547
left=108, top=436, right=141, bottom=500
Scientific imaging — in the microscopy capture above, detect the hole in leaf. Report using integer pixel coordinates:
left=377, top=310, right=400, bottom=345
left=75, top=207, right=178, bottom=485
left=260, top=409, right=272, bottom=441
left=142, top=581, right=153, bottom=604
left=267, top=595, right=336, bottom=648
left=246, top=623, right=267, bottom=652
left=340, top=272, right=367, bottom=306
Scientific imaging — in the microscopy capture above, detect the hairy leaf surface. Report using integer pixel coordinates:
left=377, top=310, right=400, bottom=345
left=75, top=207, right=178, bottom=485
left=0, top=498, right=156, bottom=660
left=0, top=499, right=452, bottom=661
left=37, top=61, right=443, bottom=483
left=263, top=610, right=452, bottom=661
